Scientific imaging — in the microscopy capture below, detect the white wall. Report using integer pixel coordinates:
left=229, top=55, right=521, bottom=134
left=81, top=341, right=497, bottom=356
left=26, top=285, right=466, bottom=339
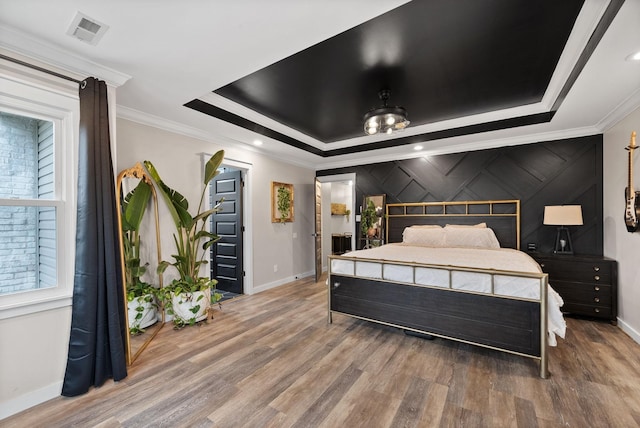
left=116, top=119, right=316, bottom=294
left=603, top=106, right=640, bottom=343
left=330, top=182, right=353, bottom=236
left=0, top=307, right=71, bottom=419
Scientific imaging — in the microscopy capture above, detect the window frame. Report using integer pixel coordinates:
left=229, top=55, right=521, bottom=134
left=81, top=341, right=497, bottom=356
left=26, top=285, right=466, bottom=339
left=0, top=68, right=79, bottom=319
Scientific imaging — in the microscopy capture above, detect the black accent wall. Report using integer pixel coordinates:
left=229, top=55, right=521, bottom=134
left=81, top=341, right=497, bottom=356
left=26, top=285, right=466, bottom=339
left=318, top=135, right=603, bottom=255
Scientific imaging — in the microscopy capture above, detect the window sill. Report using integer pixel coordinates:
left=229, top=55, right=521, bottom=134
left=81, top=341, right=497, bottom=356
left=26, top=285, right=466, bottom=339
left=0, top=294, right=73, bottom=320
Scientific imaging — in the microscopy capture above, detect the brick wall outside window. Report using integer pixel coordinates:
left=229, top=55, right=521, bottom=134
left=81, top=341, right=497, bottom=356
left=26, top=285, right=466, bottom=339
left=0, top=112, right=54, bottom=294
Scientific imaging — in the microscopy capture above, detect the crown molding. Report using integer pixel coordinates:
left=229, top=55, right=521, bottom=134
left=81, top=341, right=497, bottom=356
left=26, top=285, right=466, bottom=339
left=118, top=105, right=217, bottom=142
left=117, top=105, right=317, bottom=170
left=597, top=85, right=640, bottom=132
left=316, top=126, right=603, bottom=170
left=118, top=103, right=606, bottom=172
left=0, top=24, right=130, bottom=87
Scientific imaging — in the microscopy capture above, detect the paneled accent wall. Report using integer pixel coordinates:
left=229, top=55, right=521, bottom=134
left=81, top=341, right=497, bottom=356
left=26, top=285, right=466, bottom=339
left=318, top=135, right=603, bottom=255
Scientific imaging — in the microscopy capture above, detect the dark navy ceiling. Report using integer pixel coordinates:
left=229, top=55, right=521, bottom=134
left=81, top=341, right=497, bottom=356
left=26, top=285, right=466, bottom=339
left=185, top=0, right=621, bottom=156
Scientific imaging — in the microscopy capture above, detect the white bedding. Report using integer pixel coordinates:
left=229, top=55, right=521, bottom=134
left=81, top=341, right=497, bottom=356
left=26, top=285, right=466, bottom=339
left=330, top=243, right=566, bottom=346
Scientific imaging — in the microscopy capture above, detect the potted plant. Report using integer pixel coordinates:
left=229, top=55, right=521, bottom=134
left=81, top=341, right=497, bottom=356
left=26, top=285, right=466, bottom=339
left=121, top=178, right=158, bottom=335
left=361, top=199, right=378, bottom=239
left=144, top=150, right=225, bottom=328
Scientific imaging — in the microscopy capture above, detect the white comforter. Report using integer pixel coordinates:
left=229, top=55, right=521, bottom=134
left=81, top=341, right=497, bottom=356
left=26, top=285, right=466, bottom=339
left=331, top=244, right=566, bottom=346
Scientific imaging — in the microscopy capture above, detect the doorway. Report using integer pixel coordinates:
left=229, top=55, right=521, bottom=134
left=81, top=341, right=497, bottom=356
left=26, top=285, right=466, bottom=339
left=314, top=173, right=356, bottom=280
left=206, top=155, right=253, bottom=297
left=210, top=169, right=243, bottom=295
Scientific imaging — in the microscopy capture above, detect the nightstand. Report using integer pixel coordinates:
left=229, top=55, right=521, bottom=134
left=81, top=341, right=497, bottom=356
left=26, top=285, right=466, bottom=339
left=530, top=253, right=618, bottom=324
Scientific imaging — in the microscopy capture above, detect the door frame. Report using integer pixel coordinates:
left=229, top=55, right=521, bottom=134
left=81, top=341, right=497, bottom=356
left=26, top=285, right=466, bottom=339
left=315, top=173, right=356, bottom=276
left=202, top=153, right=254, bottom=295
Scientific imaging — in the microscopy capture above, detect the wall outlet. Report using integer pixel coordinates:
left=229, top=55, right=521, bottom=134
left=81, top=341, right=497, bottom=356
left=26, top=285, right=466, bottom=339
left=293, top=232, right=297, bottom=239
left=273, top=264, right=278, bottom=272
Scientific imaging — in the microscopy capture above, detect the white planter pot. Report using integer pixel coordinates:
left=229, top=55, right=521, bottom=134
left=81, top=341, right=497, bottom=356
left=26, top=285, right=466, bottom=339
left=127, top=294, right=158, bottom=330
left=171, top=289, right=211, bottom=324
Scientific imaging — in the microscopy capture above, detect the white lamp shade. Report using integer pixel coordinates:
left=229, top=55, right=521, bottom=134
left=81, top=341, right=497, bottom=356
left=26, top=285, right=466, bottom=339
left=543, top=205, right=583, bottom=226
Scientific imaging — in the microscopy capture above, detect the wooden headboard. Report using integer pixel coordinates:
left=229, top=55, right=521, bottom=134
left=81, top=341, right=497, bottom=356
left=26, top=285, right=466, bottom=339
left=385, top=200, right=521, bottom=249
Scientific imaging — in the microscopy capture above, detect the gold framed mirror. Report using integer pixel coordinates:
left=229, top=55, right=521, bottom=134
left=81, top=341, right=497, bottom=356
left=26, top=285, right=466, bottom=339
left=361, top=194, right=386, bottom=248
left=116, top=162, right=164, bottom=365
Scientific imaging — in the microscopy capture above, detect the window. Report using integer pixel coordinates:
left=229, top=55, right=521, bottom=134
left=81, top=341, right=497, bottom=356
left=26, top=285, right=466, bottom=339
left=0, top=67, right=79, bottom=318
left=0, top=112, right=57, bottom=295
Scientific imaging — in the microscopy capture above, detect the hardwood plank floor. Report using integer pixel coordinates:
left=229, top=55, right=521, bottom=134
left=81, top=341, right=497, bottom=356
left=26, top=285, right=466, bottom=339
left=4, top=275, right=640, bottom=428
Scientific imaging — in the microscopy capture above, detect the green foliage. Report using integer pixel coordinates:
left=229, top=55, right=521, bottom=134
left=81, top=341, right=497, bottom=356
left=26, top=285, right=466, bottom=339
left=361, top=199, right=377, bottom=235
left=158, top=285, right=223, bottom=329
left=127, top=294, right=157, bottom=335
left=122, top=179, right=153, bottom=297
left=121, top=178, right=158, bottom=335
left=144, top=150, right=226, bottom=327
left=277, top=185, right=291, bottom=222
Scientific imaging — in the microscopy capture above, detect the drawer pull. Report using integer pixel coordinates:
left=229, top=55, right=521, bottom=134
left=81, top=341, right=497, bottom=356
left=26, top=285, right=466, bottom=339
left=594, top=297, right=600, bottom=303
left=594, top=308, right=601, bottom=313
left=594, top=286, right=600, bottom=291
left=333, top=282, right=341, bottom=289
left=540, top=263, right=545, bottom=268
left=594, top=275, right=600, bottom=281
left=593, top=266, right=600, bottom=272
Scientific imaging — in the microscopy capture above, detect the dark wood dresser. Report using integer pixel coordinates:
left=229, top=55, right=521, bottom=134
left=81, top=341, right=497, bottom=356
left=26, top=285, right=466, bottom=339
left=331, top=234, right=352, bottom=255
left=531, top=253, right=618, bottom=324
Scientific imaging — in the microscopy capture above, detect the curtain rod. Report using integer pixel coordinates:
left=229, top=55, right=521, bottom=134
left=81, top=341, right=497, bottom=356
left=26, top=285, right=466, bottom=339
left=0, top=53, right=82, bottom=84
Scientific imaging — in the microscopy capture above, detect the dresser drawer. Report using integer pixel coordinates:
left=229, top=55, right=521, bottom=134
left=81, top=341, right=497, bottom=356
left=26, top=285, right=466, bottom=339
left=561, top=302, right=612, bottom=319
left=550, top=280, right=611, bottom=306
left=537, top=258, right=612, bottom=284
left=531, top=254, right=617, bottom=324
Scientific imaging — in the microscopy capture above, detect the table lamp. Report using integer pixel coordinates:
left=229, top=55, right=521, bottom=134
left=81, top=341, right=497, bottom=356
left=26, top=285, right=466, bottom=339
left=543, top=205, right=583, bottom=254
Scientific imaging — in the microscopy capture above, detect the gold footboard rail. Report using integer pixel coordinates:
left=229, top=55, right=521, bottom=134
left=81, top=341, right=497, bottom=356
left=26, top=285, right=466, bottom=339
left=327, top=254, right=549, bottom=378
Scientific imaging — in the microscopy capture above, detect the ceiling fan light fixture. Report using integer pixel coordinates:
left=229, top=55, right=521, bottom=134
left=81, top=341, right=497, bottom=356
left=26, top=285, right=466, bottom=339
left=363, top=90, right=410, bottom=136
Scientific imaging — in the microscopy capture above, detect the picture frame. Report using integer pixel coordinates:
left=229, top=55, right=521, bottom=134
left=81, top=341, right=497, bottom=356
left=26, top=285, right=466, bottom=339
left=271, top=181, right=294, bottom=223
left=331, top=203, right=347, bottom=215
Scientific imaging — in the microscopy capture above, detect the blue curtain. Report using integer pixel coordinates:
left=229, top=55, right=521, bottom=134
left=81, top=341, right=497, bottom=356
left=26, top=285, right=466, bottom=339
left=62, top=77, right=127, bottom=396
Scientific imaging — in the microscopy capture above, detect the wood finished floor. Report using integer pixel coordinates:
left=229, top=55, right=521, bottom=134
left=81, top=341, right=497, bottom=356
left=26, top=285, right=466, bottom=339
left=4, top=275, right=640, bottom=428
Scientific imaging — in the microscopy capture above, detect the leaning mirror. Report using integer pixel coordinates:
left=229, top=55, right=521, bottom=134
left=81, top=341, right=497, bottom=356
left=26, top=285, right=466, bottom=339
left=361, top=194, right=386, bottom=248
left=116, top=162, right=164, bottom=365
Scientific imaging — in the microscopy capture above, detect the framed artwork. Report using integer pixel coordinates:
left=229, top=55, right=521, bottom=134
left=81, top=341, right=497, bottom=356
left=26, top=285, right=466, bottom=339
left=331, top=203, right=347, bottom=215
left=271, top=181, right=294, bottom=223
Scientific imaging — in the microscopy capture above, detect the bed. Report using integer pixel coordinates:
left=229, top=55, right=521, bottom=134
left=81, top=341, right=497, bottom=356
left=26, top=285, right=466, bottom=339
left=327, top=200, right=566, bottom=378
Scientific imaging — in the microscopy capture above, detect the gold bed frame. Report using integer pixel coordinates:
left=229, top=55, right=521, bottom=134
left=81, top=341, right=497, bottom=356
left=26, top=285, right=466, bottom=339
left=385, top=199, right=520, bottom=249
left=328, top=199, right=552, bottom=378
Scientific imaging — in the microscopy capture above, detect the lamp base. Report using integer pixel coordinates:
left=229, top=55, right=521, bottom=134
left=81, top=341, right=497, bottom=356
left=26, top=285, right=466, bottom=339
left=553, top=226, right=574, bottom=255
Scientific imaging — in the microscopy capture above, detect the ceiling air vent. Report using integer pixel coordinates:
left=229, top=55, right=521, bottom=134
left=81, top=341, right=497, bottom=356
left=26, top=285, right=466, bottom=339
left=66, top=12, right=109, bottom=45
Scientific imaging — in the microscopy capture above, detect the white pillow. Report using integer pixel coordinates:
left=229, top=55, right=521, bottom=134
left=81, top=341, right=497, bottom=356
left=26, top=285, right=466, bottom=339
left=443, top=227, right=500, bottom=248
left=445, top=222, right=487, bottom=228
left=402, top=227, right=445, bottom=247
left=409, top=224, right=442, bottom=229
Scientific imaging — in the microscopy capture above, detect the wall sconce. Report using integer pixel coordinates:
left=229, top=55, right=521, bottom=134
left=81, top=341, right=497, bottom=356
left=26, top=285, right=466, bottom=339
left=543, top=205, right=583, bottom=254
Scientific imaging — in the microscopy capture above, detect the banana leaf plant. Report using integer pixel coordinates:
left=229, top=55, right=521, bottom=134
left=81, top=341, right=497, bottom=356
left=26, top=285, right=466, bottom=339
left=120, top=178, right=157, bottom=334
left=361, top=199, right=377, bottom=236
left=143, top=150, right=225, bottom=325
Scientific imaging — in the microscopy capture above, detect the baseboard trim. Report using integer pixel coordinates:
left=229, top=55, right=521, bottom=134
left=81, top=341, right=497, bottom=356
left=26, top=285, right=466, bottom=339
left=617, top=317, right=640, bottom=345
left=0, top=380, right=61, bottom=420
left=251, top=271, right=314, bottom=295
